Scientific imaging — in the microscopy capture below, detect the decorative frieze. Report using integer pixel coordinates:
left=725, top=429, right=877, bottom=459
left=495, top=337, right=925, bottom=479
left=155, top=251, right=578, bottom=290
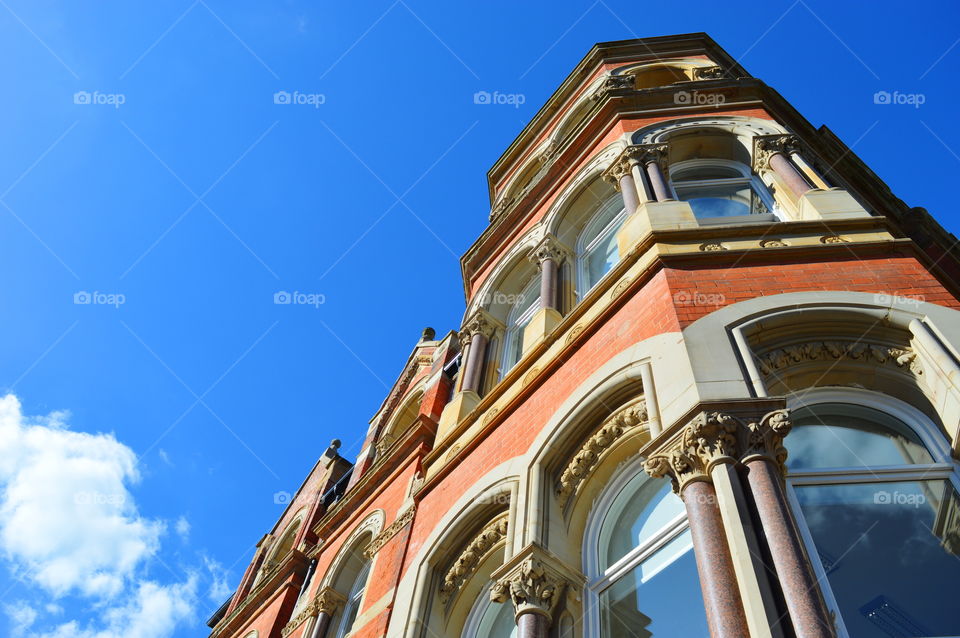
left=490, top=556, right=568, bottom=620
left=592, top=73, right=636, bottom=101
left=644, top=409, right=794, bottom=493
left=365, top=506, right=416, bottom=558
left=489, top=196, right=515, bottom=222
left=757, top=341, right=922, bottom=377
left=557, top=400, right=648, bottom=508
left=439, top=514, right=510, bottom=604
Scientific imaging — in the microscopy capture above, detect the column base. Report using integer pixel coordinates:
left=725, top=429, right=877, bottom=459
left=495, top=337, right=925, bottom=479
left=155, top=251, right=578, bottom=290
left=798, top=188, right=871, bottom=220
left=436, top=390, right=480, bottom=441
left=522, top=307, right=563, bottom=354
left=616, top=200, right=698, bottom=256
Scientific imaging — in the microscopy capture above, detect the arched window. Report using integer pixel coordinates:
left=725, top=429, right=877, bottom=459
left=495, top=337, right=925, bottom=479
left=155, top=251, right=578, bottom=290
left=786, top=393, right=960, bottom=638
left=500, top=276, right=541, bottom=378
left=668, top=159, right=775, bottom=221
left=585, top=461, right=709, bottom=637
left=576, top=194, right=627, bottom=299
left=462, top=584, right=517, bottom=638
left=334, top=561, right=370, bottom=638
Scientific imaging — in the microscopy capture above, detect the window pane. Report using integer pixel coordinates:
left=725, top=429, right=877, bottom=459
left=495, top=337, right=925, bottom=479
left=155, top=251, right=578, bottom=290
left=583, top=230, right=619, bottom=291
left=600, top=530, right=708, bottom=637
left=675, top=183, right=752, bottom=218
left=787, top=404, right=934, bottom=470
left=599, top=472, right=684, bottom=570
left=474, top=599, right=518, bottom=638
left=794, top=480, right=960, bottom=637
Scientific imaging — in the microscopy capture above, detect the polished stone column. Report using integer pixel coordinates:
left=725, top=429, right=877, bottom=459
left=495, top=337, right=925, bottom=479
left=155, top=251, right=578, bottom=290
left=458, top=311, right=494, bottom=394
left=624, top=143, right=671, bottom=202
left=741, top=411, right=833, bottom=638
left=311, top=587, right=346, bottom=638
left=602, top=155, right=641, bottom=214
left=754, top=135, right=813, bottom=199
left=529, top=236, right=563, bottom=311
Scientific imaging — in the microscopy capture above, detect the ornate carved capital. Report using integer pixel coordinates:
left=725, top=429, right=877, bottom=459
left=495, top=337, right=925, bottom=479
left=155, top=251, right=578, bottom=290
left=624, top=143, right=669, bottom=170
left=490, top=556, right=568, bottom=620
left=439, top=513, right=509, bottom=604
left=693, top=65, right=728, bottom=80
left=315, top=586, right=347, bottom=615
left=591, top=73, right=636, bottom=101
left=601, top=156, right=632, bottom=190
left=643, top=406, right=793, bottom=493
left=458, top=310, right=496, bottom=347
left=753, top=134, right=802, bottom=172
left=557, top=399, right=648, bottom=509
left=528, top=235, right=564, bottom=268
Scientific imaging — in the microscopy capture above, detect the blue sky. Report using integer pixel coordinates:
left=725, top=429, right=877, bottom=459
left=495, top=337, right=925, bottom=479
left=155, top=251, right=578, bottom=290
left=0, top=1, right=957, bottom=636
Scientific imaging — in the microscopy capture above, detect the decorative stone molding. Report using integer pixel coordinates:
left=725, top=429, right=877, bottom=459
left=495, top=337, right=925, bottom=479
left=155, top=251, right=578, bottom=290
left=439, top=513, right=510, bottom=604
left=557, top=400, right=648, bottom=508
left=458, top=310, right=496, bottom=347
left=490, top=555, right=569, bottom=620
left=693, top=65, right=728, bottom=80
left=752, top=134, right=802, bottom=173
left=643, top=408, right=794, bottom=493
left=699, top=242, right=727, bottom=252
left=565, top=324, right=585, bottom=345
left=760, top=238, right=788, bottom=248
left=757, top=340, right=923, bottom=377
left=280, top=587, right=346, bottom=637
left=610, top=276, right=635, bottom=300
left=528, top=235, right=564, bottom=267
left=591, top=73, right=636, bottom=101
left=820, top=234, right=849, bottom=244
left=364, top=506, right=416, bottom=558
left=537, top=142, right=559, bottom=165
left=489, top=196, right=515, bottom=222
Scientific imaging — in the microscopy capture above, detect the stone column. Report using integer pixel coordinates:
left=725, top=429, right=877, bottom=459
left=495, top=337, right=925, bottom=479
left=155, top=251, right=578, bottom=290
left=741, top=411, right=834, bottom=638
left=635, top=144, right=671, bottom=202
left=458, top=311, right=494, bottom=394
left=311, top=587, right=346, bottom=638
left=754, top=135, right=813, bottom=199
left=490, top=551, right=573, bottom=638
left=529, top=236, right=563, bottom=312
left=644, top=414, right=750, bottom=638
left=602, top=154, right=641, bottom=214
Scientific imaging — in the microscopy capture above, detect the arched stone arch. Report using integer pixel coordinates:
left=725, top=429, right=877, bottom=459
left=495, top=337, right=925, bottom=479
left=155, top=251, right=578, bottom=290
left=320, top=509, right=385, bottom=590
left=465, top=226, right=546, bottom=324
left=377, top=381, right=426, bottom=455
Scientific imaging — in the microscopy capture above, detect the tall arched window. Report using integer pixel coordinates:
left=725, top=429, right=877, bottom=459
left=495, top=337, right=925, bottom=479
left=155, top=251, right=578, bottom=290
left=576, top=194, right=626, bottom=299
left=584, top=460, right=709, bottom=637
left=668, top=159, right=775, bottom=221
left=334, top=561, right=370, bottom=638
left=499, top=276, right=540, bottom=378
left=786, top=392, right=960, bottom=638
left=462, top=584, right=517, bottom=638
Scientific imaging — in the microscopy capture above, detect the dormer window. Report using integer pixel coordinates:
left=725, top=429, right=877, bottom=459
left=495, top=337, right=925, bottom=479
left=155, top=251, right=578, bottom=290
left=668, top=160, right=775, bottom=222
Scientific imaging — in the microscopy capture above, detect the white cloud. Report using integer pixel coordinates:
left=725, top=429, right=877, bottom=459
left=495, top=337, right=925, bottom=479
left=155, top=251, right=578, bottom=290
left=174, top=517, right=190, bottom=542
left=202, top=556, right=232, bottom=604
left=0, top=395, right=198, bottom=638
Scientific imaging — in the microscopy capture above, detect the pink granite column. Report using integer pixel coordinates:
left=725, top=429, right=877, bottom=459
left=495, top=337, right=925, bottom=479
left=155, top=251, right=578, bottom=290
left=745, top=458, right=833, bottom=638
left=310, top=611, right=332, bottom=638
left=682, top=480, right=751, bottom=638
left=460, top=332, right=487, bottom=394
left=516, top=610, right=549, bottom=638
left=644, top=158, right=671, bottom=202
left=768, top=152, right=812, bottom=199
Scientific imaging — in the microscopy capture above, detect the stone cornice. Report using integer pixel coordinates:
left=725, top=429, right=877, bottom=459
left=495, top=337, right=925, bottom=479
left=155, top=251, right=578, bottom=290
left=643, top=406, right=792, bottom=494
left=364, top=506, right=416, bottom=559
left=439, top=513, right=509, bottom=605
left=557, top=399, right=648, bottom=509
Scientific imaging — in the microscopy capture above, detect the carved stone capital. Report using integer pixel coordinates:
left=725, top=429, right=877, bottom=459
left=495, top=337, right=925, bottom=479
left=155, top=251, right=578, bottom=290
left=528, top=235, right=564, bottom=268
left=439, top=513, right=509, bottom=605
left=753, top=134, right=802, bottom=172
left=489, top=546, right=576, bottom=621
left=693, top=65, right=728, bottom=80
left=643, top=404, right=792, bottom=493
left=624, top=143, right=670, bottom=170
left=315, top=586, right=347, bottom=615
left=601, top=156, right=632, bottom=190
left=591, top=73, right=636, bottom=101
left=458, top=310, right=496, bottom=347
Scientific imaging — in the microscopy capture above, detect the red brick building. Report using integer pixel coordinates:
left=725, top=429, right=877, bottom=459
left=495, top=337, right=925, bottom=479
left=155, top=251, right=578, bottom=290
left=207, top=33, right=960, bottom=638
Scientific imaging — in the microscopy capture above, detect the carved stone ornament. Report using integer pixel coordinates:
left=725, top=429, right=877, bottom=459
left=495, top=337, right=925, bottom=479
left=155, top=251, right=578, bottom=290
left=528, top=235, right=564, bottom=267
left=820, top=234, right=849, bottom=244
left=490, top=556, right=568, bottom=619
left=624, top=143, right=669, bottom=171
left=364, top=506, right=416, bottom=558
left=760, top=238, right=788, bottom=248
left=601, top=156, right=632, bottom=190
left=489, top=195, right=515, bottom=222
left=699, top=242, right=727, bottom=252
left=753, top=134, right=802, bottom=173
left=592, top=73, right=636, bottom=100
left=693, top=65, right=728, bottom=80
left=557, top=400, right=648, bottom=508
left=280, top=587, right=346, bottom=637
left=439, top=514, right=509, bottom=604
left=643, top=409, right=793, bottom=493
left=458, top=311, right=495, bottom=347
left=757, top=341, right=923, bottom=378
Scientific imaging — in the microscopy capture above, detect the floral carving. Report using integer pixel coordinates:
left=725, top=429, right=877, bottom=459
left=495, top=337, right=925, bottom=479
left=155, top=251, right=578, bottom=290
left=439, top=514, right=509, bottom=604
left=490, top=557, right=567, bottom=618
left=592, top=73, right=635, bottom=101
left=760, top=238, right=787, bottom=248
left=757, top=341, right=923, bottom=377
left=557, top=401, right=648, bottom=508
left=699, top=242, right=726, bottom=252
left=364, top=506, right=416, bottom=558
